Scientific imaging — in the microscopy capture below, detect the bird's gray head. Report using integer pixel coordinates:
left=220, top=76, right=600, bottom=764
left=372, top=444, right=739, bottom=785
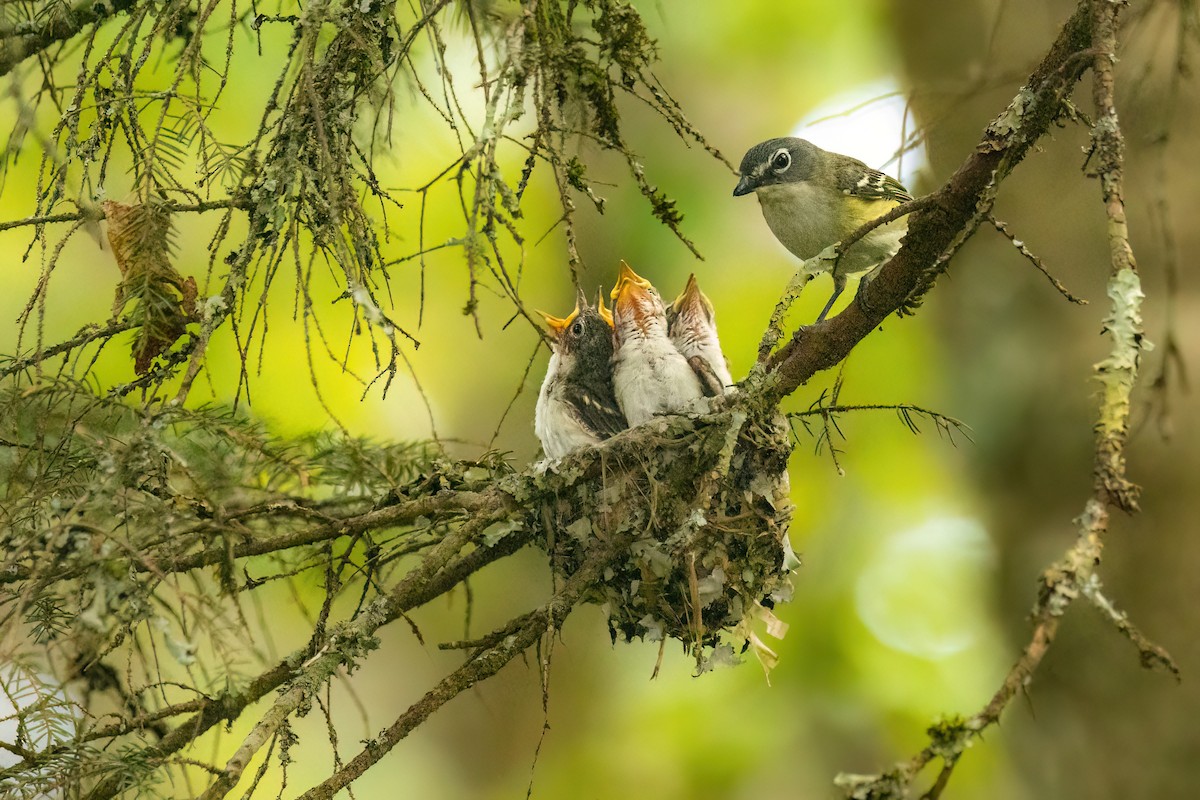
left=732, top=137, right=818, bottom=197
left=572, top=289, right=617, bottom=374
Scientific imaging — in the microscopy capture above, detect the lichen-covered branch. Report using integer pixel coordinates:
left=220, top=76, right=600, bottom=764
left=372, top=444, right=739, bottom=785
left=1088, top=0, right=1142, bottom=513
left=1082, top=575, right=1180, bottom=678
left=0, top=0, right=137, bottom=77
left=292, top=520, right=641, bottom=800
left=83, top=510, right=519, bottom=800
left=0, top=376, right=793, bottom=796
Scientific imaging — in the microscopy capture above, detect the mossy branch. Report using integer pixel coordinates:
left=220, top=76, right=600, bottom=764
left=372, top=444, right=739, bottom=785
left=0, top=0, right=138, bottom=77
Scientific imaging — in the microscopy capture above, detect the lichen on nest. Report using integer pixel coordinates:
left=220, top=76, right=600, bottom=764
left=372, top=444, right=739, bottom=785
left=531, top=396, right=798, bottom=674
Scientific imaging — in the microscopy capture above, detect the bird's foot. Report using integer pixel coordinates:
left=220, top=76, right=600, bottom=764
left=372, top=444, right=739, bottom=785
left=854, top=283, right=882, bottom=318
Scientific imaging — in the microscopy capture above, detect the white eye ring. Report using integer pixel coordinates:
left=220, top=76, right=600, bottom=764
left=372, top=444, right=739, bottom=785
left=770, top=149, right=791, bottom=173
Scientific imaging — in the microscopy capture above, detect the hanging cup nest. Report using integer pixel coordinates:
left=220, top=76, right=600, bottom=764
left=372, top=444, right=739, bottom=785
left=532, top=398, right=798, bottom=674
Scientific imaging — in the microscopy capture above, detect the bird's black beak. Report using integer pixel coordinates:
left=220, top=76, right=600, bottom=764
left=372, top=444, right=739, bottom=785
left=732, top=175, right=755, bottom=197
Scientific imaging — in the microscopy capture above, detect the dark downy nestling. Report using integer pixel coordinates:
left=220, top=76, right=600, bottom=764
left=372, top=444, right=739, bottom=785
left=535, top=287, right=627, bottom=460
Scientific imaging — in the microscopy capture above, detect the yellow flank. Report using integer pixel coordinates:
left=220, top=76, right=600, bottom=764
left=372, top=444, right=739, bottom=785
left=847, top=196, right=901, bottom=227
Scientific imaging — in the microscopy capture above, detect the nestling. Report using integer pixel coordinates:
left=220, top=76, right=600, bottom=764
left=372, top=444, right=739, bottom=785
left=666, top=273, right=733, bottom=397
left=534, top=288, right=627, bottom=460
left=734, top=136, right=912, bottom=322
left=610, top=261, right=705, bottom=426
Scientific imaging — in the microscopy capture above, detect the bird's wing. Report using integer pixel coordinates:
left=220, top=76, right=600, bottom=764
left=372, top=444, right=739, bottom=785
left=835, top=161, right=913, bottom=204
left=564, top=383, right=628, bottom=439
left=687, top=355, right=725, bottom=399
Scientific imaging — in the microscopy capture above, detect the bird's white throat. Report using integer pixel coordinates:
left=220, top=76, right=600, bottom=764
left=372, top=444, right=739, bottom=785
left=755, top=182, right=839, bottom=261
left=755, top=182, right=905, bottom=277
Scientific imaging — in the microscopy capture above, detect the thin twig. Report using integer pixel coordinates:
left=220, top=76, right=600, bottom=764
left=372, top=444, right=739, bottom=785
left=987, top=215, right=1088, bottom=304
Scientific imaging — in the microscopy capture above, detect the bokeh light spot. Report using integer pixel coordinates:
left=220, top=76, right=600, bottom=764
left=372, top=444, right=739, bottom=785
left=792, top=77, right=928, bottom=188
left=855, top=516, right=996, bottom=659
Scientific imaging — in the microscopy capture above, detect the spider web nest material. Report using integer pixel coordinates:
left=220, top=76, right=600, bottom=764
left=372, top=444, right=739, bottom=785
left=533, top=397, right=798, bottom=673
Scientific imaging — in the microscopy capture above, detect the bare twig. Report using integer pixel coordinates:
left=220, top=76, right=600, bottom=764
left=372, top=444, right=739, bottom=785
left=0, top=197, right=250, bottom=233
left=1082, top=575, right=1180, bottom=679
left=986, top=215, right=1088, bottom=304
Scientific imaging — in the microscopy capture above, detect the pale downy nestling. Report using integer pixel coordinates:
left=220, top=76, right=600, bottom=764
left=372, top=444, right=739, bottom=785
left=666, top=273, right=733, bottom=398
left=733, top=136, right=913, bottom=322
left=610, top=260, right=705, bottom=426
left=534, top=288, right=627, bottom=460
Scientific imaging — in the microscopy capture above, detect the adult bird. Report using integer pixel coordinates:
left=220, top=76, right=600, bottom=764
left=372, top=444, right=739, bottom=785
left=534, top=288, right=627, bottom=460
left=610, top=261, right=705, bottom=426
left=733, top=136, right=912, bottom=322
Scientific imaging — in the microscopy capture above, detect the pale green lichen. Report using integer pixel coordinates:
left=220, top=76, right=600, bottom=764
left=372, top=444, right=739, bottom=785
left=1093, top=267, right=1145, bottom=437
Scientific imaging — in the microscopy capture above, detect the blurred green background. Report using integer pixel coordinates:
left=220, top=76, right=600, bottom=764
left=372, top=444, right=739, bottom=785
left=1, top=0, right=1197, bottom=797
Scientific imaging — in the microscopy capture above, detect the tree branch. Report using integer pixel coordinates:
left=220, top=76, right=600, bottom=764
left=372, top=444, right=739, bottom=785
left=1088, top=0, right=1141, bottom=512
left=0, top=198, right=250, bottom=234
left=77, top=511, right=532, bottom=800
left=0, top=0, right=138, bottom=78
left=0, top=487, right=506, bottom=586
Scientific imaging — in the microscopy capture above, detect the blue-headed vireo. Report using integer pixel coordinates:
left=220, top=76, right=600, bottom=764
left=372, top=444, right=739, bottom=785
left=733, top=137, right=912, bottom=322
